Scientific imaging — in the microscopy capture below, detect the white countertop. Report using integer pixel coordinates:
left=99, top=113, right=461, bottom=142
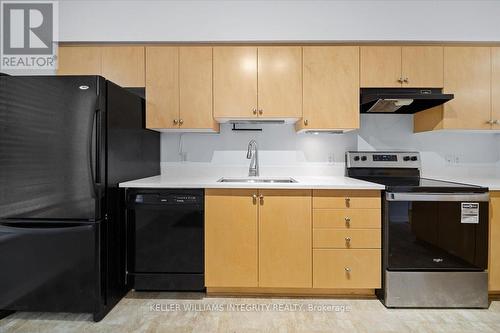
left=119, top=174, right=385, bottom=190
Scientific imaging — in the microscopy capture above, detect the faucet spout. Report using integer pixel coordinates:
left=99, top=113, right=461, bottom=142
left=246, top=140, right=259, bottom=177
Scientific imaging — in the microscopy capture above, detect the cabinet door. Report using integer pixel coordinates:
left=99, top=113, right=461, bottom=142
left=360, top=46, right=402, bottom=87
left=205, top=189, right=258, bottom=288
left=257, top=47, right=302, bottom=118
left=101, top=46, right=145, bottom=87
left=492, top=48, right=500, bottom=130
left=57, top=46, right=101, bottom=75
left=489, top=192, right=500, bottom=291
left=443, top=47, right=491, bottom=129
left=179, top=47, right=218, bottom=131
left=259, top=190, right=312, bottom=288
left=402, top=46, right=444, bottom=88
left=213, top=47, right=258, bottom=118
left=300, top=46, right=359, bottom=131
left=145, top=47, right=179, bottom=129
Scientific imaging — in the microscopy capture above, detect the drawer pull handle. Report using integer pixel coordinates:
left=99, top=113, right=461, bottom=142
left=345, top=217, right=351, bottom=226
left=345, top=237, right=351, bottom=245
left=345, top=197, right=351, bottom=207
left=259, top=194, right=264, bottom=205
left=252, top=194, right=257, bottom=204
left=344, top=267, right=351, bottom=273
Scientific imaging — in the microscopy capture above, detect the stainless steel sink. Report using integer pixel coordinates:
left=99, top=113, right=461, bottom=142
left=217, top=177, right=297, bottom=183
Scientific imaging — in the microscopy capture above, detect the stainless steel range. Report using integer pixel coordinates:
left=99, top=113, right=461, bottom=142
left=346, top=151, right=489, bottom=308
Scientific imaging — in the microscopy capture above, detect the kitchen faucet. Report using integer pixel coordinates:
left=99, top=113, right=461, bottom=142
left=246, top=140, right=259, bottom=177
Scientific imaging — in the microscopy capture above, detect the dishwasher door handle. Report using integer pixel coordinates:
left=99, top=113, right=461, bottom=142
left=386, top=192, right=489, bottom=202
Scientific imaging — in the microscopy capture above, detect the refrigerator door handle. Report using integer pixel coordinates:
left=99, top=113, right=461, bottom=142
left=0, top=221, right=93, bottom=233
left=89, top=109, right=103, bottom=198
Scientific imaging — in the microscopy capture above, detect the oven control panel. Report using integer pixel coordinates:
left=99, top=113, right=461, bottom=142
left=346, top=151, right=421, bottom=168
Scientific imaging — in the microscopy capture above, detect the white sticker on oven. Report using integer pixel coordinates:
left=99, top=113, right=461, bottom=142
left=461, top=203, right=479, bottom=224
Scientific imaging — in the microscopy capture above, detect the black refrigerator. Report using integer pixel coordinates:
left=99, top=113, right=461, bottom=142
left=0, top=75, right=160, bottom=321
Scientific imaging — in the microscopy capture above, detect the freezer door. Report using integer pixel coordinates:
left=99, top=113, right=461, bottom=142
left=0, top=220, right=98, bottom=313
left=0, top=76, right=105, bottom=220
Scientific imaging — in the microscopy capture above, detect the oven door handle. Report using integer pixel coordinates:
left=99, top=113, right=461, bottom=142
left=386, top=192, right=489, bottom=202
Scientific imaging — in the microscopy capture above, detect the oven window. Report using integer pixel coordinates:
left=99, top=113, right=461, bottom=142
left=387, top=201, right=488, bottom=271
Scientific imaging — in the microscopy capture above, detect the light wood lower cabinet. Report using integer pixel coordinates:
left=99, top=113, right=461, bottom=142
left=313, top=209, right=381, bottom=229
left=313, top=249, right=381, bottom=289
left=205, top=189, right=311, bottom=289
left=205, top=189, right=258, bottom=288
left=313, top=190, right=381, bottom=209
left=259, top=190, right=312, bottom=288
left=489, top=191, right=500, bottom=292
left=313, top=229, right=381, bottom=249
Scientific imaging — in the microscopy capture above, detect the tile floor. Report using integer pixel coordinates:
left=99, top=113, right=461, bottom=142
left=1, top=292, right=500, bottom=333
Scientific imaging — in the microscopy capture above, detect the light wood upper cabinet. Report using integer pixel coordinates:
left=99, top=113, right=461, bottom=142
left=213, top=47, right=258, bottom=118
left=57, top=46, right=101, bottom=75
left=57, top=45, right=145, bottom=87
left=360, top=46, right=402, bottom=87
left=205, top=189, right=259, bottom=288
left=179, top=47, right=218, bottom=130
left=361, top=46, right=443, bottom=88
left=259, top=190, right=312, bottom=288
left=489, top=192, right=500, bottom=292
left=257, top=47, right=302, bottom=118
left=402, top=46, right=443, bottom=87
left=145, top=47, right=179, bottom=129
left=443, top=47, right=491, bottom=130
left=298, top=46, right=359, bottom=132
left=492, top=48, right=500, bottom=130
left=101, top=46, right=145, bottom=87
left=213, top=46, right=302, bottom=120
left=145, top=47, right=218, bottom=131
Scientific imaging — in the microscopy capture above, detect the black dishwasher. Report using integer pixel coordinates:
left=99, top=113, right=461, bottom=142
left=126, top=189, right=204, bottom=291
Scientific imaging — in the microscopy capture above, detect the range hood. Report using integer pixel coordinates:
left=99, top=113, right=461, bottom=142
left=360, top=88, right=454, bottom=114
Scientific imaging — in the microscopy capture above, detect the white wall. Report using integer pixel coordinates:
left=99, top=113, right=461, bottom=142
left=161, top=115, right=500, bottom=175
left=59, top=0, right=500, bottom=42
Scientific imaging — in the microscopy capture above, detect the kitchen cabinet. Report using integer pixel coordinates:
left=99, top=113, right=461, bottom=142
left=258, top=190, right=312, bottom=288
left=101, top=46, right=145, bottom=87
left=489, top=191, right=500, bottom=292
left=205, top=189, right=259, bottom=288
left=492, top=48, right=500, bottom=130
left=297, top=46, right=359, bottom=132
left=213, top=46, right=302, bottom=120
left=312, top=190, right=381, bottom=289
left=360, top=46, right=443, bottom=88
left=57, top=45, right=145, bottom=87
left=57, top=46, right=101, bottom=75
left=145, top=47, right=218, bottom=131
left=205, top=189, right=311, bottom=289
left=414, top=47, right=492, bottom=131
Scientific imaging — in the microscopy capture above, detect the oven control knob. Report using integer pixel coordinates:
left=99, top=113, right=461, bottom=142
left=410, top=156, right=418, bottom=161
left=403, top=156, right=410, bottom=161
left=353, top=156, right=360, bottom=161
left=361, top=156, right=367, bottom=161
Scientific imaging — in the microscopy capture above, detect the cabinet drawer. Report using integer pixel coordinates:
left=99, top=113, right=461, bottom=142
left=313, top=190, right=381, bottom=209
left=313, top=229, right=380, bottom=249
left=313, top=249, right=381, bottom=289
left=313, top=209, right=381, bottom=229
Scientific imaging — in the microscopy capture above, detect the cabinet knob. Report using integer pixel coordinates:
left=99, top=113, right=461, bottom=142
left=259, top=194, right=264, bottom=204
left=258, top=109, right=263, bottom=115
left=252, top=194, right=257, bottom=204
left=344, top=267, right=351, bottom=273
left=494, top=120, right=500, bottom=125
left=487, top=120, right=495, bottom=125
left=403, top=77, right=409, bottom=83
left=252, top=108, right=257, bottom=115
left=179, top=119, right=184, bottom=125
left=173, top=119, right=179, bottom=125
left=398, top=77, right=404, bottom=83
left=345, top=217, right=351, bottom=226
left=304, top=119, right=309, bottom=126
left=345, top=197, right=351, bottom=207
left=345, top=237, right=351, bottom=243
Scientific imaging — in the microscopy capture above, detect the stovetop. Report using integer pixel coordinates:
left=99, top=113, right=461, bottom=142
left=346, top=151, right=488, bottom=193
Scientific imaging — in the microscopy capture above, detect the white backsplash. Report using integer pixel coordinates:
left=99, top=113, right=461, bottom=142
left=161, top=114, right=500, bottom=178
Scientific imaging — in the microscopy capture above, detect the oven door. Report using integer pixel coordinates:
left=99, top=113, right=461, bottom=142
left=384, top=192, right=489, bottom=271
